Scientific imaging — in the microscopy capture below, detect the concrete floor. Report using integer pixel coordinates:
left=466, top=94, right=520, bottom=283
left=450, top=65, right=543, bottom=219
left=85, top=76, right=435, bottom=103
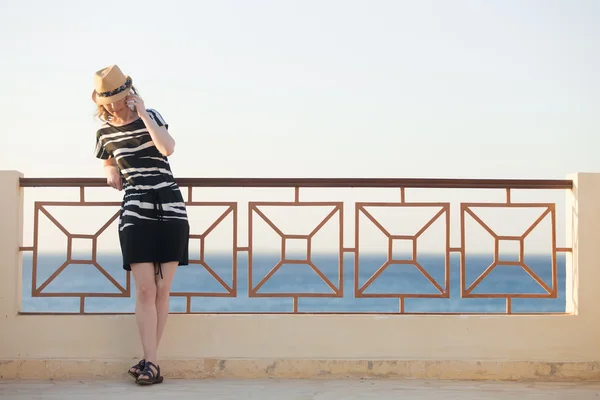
left=2, top=379, right=600, bottom=399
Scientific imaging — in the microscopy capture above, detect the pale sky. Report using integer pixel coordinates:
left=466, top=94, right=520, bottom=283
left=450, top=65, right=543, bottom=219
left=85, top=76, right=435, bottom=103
left=1, top=0, right=598, bottom=252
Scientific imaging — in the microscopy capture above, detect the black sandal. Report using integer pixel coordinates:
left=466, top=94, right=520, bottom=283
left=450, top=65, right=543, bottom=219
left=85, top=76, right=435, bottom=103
left=136, top=361, right=163, bottom=385
left=128, top=359, right=146, bottom=379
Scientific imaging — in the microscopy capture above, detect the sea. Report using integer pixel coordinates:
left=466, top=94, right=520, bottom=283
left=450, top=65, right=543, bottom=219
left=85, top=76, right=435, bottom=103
left=21, top=252, right=566, bottom=314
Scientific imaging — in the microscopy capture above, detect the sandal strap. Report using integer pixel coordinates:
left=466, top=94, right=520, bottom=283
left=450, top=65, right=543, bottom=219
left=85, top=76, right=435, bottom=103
left=130, top=359, right=145, bottom=370
left=139, top=369, right=155, bottom=380
left=139, top=361, right=160, bottom=380
left=139, top=371, right=154, bottom=380
left=145, top=361, right=160, bottom=374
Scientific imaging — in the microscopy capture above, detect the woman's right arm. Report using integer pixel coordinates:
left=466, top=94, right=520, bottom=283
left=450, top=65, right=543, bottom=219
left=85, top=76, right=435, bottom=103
left=103, top=157, right=123, bottom=191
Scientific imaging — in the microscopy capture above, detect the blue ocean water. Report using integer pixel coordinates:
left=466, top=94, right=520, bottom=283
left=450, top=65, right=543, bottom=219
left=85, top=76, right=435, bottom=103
left=21, top=252, right=566, bottom=313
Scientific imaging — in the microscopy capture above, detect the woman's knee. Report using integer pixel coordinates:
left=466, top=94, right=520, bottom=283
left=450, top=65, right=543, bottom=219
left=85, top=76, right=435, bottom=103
left=155, top=262, right=178, bottom=301
left=131, top=262, right=158, bottom=303
left=136, top=283, right=157, bottom=304
left=155, top=280, right=171, bottom=301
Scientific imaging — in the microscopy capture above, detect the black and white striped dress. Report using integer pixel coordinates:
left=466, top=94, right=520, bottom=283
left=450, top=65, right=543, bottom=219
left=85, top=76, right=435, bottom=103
left=94, top=109, right=189, bottom=275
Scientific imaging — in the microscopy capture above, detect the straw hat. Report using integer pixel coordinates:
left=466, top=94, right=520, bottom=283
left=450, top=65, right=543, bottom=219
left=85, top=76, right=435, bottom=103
left=91, top=65, right=133, bottom=105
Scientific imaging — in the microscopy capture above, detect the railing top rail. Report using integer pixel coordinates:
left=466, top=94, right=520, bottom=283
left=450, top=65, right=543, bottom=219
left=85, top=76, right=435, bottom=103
left=19, top=177, right=573, bottom=189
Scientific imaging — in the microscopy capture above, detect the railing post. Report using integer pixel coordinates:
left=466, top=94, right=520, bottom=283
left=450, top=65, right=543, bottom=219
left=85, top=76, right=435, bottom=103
left=0, top=171, right=24, bottom=321
left=566, top=173, right=600, bottom=318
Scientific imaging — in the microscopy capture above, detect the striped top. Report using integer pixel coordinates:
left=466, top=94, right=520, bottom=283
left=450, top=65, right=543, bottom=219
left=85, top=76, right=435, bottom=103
left=94, top=109, right=188, bottom=230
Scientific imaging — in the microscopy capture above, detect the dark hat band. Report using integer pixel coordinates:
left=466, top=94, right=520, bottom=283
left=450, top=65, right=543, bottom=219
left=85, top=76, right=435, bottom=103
left=96, top=77, right=132, bottom=98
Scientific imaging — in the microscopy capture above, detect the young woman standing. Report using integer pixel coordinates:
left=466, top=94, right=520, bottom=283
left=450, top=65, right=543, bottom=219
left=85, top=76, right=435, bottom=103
left=92, top=65, right=189, bottom=385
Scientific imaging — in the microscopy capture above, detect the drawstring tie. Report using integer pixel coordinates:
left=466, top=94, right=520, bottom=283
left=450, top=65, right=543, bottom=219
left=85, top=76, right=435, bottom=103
left=153, top=190, right=165, bottom=222
left=152, top=190, right=164, bottom=280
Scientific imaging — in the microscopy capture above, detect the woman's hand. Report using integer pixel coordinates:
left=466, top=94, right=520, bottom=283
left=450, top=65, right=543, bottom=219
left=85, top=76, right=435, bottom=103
left=125, top=94, right=148, bottom=118
left=105, top=165, right=123, bottom=191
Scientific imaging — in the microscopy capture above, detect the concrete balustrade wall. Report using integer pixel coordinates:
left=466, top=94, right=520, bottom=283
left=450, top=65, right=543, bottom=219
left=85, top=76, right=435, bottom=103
left=1, top=170, right=600, bottom=381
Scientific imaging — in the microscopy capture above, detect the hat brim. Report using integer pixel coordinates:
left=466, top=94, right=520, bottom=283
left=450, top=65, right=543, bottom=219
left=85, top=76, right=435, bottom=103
left=91, top=76, right=133, bottom=105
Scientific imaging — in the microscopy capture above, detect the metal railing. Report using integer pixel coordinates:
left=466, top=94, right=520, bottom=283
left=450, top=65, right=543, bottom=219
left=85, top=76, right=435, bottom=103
left=18, top=177, right=573, bottom=315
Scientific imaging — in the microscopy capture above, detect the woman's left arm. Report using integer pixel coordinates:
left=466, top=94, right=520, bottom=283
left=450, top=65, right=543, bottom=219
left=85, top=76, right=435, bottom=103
left=126, top=94, right=176, bottom=156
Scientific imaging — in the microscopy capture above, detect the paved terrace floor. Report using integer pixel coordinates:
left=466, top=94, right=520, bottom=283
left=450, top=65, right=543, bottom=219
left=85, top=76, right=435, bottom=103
left=2, top=379, right=600, bottom=399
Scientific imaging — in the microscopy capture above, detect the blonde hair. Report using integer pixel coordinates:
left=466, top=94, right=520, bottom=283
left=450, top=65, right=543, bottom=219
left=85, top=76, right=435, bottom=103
left=95, top=85, right=139, bottom=122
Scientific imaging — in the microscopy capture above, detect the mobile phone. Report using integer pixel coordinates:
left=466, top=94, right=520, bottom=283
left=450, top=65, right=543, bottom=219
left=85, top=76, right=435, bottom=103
left=127, top=90, right=135, bottom=110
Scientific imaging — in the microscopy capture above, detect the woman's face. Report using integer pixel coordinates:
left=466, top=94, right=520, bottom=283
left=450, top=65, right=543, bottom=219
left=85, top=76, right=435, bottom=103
left=104, top=97, right=130, bottom=119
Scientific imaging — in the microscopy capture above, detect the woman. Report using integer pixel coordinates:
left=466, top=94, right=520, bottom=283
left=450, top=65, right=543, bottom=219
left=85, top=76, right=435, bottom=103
left=92, top=65, right=189, bottom=385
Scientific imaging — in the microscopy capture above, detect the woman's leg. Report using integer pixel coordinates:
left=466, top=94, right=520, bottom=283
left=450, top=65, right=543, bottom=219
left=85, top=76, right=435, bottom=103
left=155, top=261, right=179, bottom=348
left=131, top=263, right=159, bottom=370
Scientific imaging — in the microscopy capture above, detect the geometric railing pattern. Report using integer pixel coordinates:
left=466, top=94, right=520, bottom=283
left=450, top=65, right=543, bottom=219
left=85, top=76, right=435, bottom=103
left=461, top=202, right=563, bottom=313
left=356, top=202, right=450, bottom=313
left=19, top=178, right=572, bottom=315
left=249, top=201, right=344, bottom=313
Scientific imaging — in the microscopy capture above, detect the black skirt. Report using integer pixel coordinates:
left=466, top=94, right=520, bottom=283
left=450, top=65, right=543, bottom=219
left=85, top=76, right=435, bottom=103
left=118, top=185, right=190, bottom=272
left=119, top=219, right=190, bottom=271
